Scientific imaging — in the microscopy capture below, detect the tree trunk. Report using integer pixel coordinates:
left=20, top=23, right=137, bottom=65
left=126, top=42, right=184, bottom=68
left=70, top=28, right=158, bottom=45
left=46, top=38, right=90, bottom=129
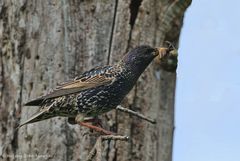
left=0, top=0, right=191, bottom=161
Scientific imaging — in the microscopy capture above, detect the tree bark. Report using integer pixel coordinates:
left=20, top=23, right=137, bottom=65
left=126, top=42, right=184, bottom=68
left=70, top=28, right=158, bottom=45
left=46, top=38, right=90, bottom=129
left=0, top=0, right=191, bottom=161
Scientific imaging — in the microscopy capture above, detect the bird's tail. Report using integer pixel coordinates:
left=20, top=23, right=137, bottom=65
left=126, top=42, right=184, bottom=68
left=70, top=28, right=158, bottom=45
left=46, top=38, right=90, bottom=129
left=17, top=108, right=55, bottom=129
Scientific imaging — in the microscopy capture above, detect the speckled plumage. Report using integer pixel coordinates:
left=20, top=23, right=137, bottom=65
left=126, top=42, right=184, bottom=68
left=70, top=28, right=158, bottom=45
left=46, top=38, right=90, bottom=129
left=19, top=45, right=163, bottom=127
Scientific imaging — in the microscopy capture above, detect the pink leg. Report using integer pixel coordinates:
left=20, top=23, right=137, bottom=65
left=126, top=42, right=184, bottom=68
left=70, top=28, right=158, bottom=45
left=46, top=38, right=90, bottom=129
left=84, top=117, right=103, bottom=127
left=78, top=122, right=114, bottom=135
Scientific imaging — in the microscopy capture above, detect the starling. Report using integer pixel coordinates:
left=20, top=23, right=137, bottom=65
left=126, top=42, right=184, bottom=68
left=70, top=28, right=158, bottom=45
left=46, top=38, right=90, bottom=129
left=19, top=45, right=168, bottom=132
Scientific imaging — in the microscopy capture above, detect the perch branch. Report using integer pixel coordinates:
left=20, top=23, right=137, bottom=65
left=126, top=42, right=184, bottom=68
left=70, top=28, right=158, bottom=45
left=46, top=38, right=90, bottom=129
left=96, top=137, right=102, bottom=161
left=84, top=105, right=155, bottom=161
left=85, top=135, right=129, bottom=161
left=116, top=105, right=156, bottom=124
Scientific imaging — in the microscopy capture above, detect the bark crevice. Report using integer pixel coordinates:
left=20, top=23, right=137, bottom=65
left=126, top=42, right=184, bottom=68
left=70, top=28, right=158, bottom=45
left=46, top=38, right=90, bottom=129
left=107, top=0, right=118, bottom=65
left=129, top=0, right=142, bottom=28
left=127, top=0, right=142, bottom=51
left=0, top=4, right=8, bottom=105
left=0, top=50, right=4, bottom=104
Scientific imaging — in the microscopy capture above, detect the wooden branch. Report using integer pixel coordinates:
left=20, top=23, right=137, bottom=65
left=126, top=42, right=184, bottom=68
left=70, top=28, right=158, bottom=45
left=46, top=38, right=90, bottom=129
left=96, top=137, right=102, bottom=161
left=85, top=135, right=129, bottom=161
left=116, top=105, right=156, bottom=124
left=84, top=104, right=156, bottom=160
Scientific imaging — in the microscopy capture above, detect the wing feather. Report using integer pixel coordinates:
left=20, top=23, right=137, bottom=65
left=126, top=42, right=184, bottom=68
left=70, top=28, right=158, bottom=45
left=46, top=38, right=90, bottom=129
left=25, top=65, right=119, bottom=106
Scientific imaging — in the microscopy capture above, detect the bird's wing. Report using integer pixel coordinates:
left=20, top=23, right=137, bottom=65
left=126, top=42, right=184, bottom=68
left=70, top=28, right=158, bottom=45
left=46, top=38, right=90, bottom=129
left=25, top=65, right=119, bottom=106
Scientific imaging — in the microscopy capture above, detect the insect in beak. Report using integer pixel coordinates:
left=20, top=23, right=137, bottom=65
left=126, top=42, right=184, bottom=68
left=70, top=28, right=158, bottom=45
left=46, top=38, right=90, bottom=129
left=156, top=47, right=168, bottom=59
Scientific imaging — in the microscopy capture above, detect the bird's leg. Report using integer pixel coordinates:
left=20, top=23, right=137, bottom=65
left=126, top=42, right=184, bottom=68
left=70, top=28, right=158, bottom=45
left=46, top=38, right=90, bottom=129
left=83, top=117, right=103, bottom=127
left=75, top=114, right=114, bottom=135
left=78, top=122, right=114, bottom=135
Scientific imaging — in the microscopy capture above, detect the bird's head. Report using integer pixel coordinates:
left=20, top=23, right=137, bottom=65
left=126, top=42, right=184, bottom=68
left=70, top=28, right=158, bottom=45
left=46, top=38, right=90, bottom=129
left=120, top=45, right=159, bottom=71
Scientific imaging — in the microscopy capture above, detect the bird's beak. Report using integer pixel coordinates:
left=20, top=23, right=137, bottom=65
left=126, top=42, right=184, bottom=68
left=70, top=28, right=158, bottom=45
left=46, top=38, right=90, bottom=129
left=153, top=51, right=159, bottom=57
left=156, top=47, right=168, bottom=59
